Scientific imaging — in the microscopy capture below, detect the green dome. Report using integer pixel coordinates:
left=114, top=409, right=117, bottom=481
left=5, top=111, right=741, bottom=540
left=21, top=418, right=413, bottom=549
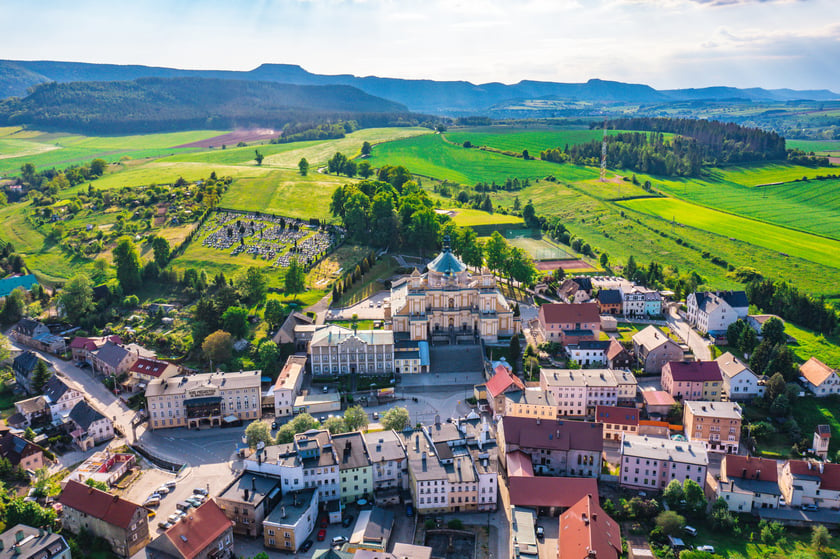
left=428, top=249, right=466, bottom=275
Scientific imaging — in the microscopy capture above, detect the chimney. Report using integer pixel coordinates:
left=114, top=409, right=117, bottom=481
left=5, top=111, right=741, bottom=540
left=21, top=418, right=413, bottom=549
left=281, top=506, right=286, bottom=519
left=252, top=477, right=257, bottom=492
left=582, top=513, right=589, bottom=525
left=244, top=489, right=250, bottom=501
left=536, top=418, right=541, bottom=425
left=820, top=462, right=825, bottom=474
left=588, top=550, right=598, bottom=559
left=592, top=512, right=598, bottom=522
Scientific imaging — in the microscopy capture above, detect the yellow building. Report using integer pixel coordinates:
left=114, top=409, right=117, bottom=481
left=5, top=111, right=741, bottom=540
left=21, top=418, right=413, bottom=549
left=503, top=389, right=558, bottom=420
left=389, top=241, right=517, bottom=343
left=145, top=370, right=261, bottom=430
left=262, top=488, right=318, bottom=553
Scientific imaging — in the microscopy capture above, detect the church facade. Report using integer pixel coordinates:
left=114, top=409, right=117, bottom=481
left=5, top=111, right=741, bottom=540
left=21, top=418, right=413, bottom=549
left=388, top=243, right=518, bottom=343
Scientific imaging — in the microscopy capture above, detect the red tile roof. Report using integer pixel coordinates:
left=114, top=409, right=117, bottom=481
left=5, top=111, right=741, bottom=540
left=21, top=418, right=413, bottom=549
left=800, top=357, right=836, bottom=387
left=540, top=303, right=600, bottom=325
left=664, top=361, right=722, bottom=382
left=787, top=460, right=840, bottom=491
left=69, top=335, right=121, bottom=351
left=501, top=417, right=603, bottom=452
left=606, top=339, right=627, bottom=361
left=642, top=391, right=676, bottom=407
left=506, top=450, right=534, bottom=478
left=559, top=494, right=621, bottom=559
left=485, top=367, right=525, bottom=399
left=509, top=477, right=598, bottom=509
left=58, top=480, right=143, bottom=530
left=724, top=455, right=778, bottom=482
left=817, top=425, right=831, bottom=439
left=162, top=500, right=232, bottom=559
left=129, top=358, right=171, bottom=378
left=596, top=406, right=639, bottom=426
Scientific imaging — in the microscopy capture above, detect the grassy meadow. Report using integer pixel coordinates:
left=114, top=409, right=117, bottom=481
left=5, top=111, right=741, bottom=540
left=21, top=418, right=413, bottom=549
left=786, top=139, right=840, bottom=154
left=445, top=208, right=524, bottom=227
left=443, top=126, right=611, bottom=153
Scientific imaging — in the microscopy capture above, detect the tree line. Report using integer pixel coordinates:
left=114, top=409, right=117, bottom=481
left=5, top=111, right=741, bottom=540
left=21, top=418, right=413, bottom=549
left=271, top=120, right=357, bottom=143
left=746, top=278, right=838, bottom=336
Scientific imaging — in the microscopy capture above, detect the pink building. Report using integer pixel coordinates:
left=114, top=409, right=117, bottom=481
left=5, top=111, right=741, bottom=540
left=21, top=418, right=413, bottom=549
left=619, top=434, right=708, bottom=491
left=661, top=361, right=723, bottom=401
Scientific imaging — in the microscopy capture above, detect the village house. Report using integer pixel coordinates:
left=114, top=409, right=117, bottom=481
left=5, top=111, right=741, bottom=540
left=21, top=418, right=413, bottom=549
left=8, top=396, right=49, bottom=428
left=262, top=488, right=318, bottom=553
left=67, top=400, right=115, bottom=450
left=538, top=303, right=601, bottom=346
left=484, top=364, right=526, bottom=417
left=596, top=289, right=623, bottom=315
left=606, top=339, right=633, bottom=370
left=0, top=525, right=69, bottom=559
left=13, top=351, right=43, bottom=395
left=69, top=335, right=122, bottom=365
left=686, top=290, right=748, bottom=334
left=58, top=480, right=150, bottom=557
left=595, top=405, right=640, bottom=441
left=641, top=390, right=676, bottom=418
left=747, top=314, right=783, bottom=338
left=0, top=429, right=46, bottom=472
left=270, top=355, right=306, bottom=418
left=10, top=319, right=65, bottom=354
left=147, top=500, right=234, bottom=559
left=799, top=357, right=840, bottom=396
left=715, top=352, right=765, bottom=401
left=42, top=375, right=84, bottom=419
left=619, top=435, right=708, bottom=491
left=128, top=358, right=180, bottom=387
left=713, top=455, right=781, bottom=512
left=498, top=416, right=603, bottom=478
left=558, top=494, right=621, bottom=559
left=91, top=341, right=151, bottom=377
left=683, top=401, right=742, bottom=453
left=632, top=326, right=685, bottom=374
left=779, top=460, right=840, bottom=509
left=272, top=311, right=314, bottom=352
left=661, top=361, right=723, bottom=401
left=556, top=279, right=591, bottom=303
left=566, top=340, right=612, bottom=367
left=216, top=473, right=282, bottom=537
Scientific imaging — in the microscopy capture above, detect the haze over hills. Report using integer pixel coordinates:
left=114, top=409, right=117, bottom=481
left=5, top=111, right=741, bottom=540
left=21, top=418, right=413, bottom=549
left=1, top=59, right=838, bottom=115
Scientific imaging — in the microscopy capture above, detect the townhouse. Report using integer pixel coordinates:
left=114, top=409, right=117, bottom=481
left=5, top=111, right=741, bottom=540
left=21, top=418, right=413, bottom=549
left=538, top=303, right=601, bottom=346
left=69, top=335, right=121, bottom=365
left=683, top=401, right=742, bottom=453
left=716, top=352, right=765, bottom=401
left=262, top=488, right=318, bottom=553
left=779, top=460, right=840, bottom=509
left=595, top=405, right=640, bottom=441
left=504, top=389, right=559, bottom=421
left=686, top=290, right=748, bottom=334
left=216, top=473, right=282, bottom=537
left=661, top=361, right=723, bottom=401
left=714, top=455, right=781, bottom=512
left=632, top=326, right=684, bottom=374
left=540, top=368, right=638, bottom=417
left=271, top=355, right=306, bottom=418
left=498, top=416, right=603, bottom=478
left=799, top=357, right=840, bottom=396
left=618, top=435, right=708, bottom=491
left=596, top=289, right=623, bottom=315
left=566, top=340, right=612, bottom=367
left=364, top=430, right=408, bottom=505
left=622, top=286, right=662, bottom=318
left=405, top=430, right=450, bottom=515
left=484, top=364, right=525, bottom=417
left=333, top=432, right=374, bottom=504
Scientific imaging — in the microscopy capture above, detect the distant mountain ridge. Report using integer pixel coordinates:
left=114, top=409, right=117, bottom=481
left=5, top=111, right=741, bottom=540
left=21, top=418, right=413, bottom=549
left=1, top=59, right=838, bottom=115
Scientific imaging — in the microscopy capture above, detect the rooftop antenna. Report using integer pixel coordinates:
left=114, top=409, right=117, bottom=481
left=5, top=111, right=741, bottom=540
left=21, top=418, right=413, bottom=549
left=600, top=118, right=608, bottom=184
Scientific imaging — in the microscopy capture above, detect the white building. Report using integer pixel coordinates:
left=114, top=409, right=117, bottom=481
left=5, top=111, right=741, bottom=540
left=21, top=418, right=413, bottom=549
left=686, top=291, right=748, bottom=334
left=715, top=455, right=781, bottom=512
left=364, top=430, right=408, bottom=504
left=799, top=357, right=840, bottom=396
left=308, top=325, right=394, bottom=376
left=715, top=352, right=764, bottom=400
left=779, top=460, right=840, bottom=509
left=619, top=434, right=708, bottom=491
left=272, top=355, right=306, bottom=418
left=622, top=286, right=662, bottom=318
left=540, top=368, right=638, bottom=417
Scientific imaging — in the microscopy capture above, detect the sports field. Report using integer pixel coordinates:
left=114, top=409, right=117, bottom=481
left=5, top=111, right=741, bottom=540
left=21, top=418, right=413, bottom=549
left=507, top=234, right=577, bottom=261
left=367, top=133, right=590, bottom=185
left=618, top=197, right=840, bottom=268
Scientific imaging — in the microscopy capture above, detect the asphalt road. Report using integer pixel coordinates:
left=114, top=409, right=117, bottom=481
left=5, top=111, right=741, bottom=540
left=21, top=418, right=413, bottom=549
left=666, top=306, right=712, bottom=361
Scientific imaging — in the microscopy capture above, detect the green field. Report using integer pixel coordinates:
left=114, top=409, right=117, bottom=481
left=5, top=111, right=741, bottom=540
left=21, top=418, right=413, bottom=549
left=786, top=139, right=840, bottom=154
left=445, top=208, right=524, bottom=227
left=618, top=197, right=840, bottom=269
left=367, top=133, right=585, bottom=185
left=711, top=162, right=838, bottom=186
left=785, top=322, right=840, bottom=369
left=444, top=126, right=611, bottom=153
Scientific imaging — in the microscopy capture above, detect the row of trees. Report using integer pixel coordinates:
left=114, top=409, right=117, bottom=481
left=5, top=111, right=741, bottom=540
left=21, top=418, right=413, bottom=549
left=746, top=279, right=838, bottom=336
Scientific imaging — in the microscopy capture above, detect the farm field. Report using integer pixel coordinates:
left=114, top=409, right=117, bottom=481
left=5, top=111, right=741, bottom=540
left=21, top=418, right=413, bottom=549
left=709, top=162, right=838, bottom=186
left=786, top=139, right=840, bottom=154
left=444, top=126, right=611, bottom=153
left=367, top=133, right=588, bottom=185
left=655, top=175, right=840, bottom=240
left=618, top=197, right=840, bottom=269
left=784, top=322, right=840, bottom=369
left=158, top=139, right=325, bottom=166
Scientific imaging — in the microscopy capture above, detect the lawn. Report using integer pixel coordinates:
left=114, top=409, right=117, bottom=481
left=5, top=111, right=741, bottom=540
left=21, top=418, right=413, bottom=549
left=445, top=208, right=524, bottom=227
left=784, top=322, right=840, bottom=369
left=220, top=169, right=349, bottom=220
left=617, top=197, right=840, bottom=269
left=157, top=139, right=325, bottom=166
left=791, top=395, right=840, bottom=456
left=690, top=519, right=840, bottom=559
left=367, top=133, right=586, bottom=185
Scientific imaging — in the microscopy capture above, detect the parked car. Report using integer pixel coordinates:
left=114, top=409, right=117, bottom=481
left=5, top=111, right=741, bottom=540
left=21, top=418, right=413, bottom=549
left=331, top=536, right=348, bottom=547
left=406, top=504, right=414, bottom=517
left=342, top=514, right=355, bottom=528
left=164, top=481, right=177, bottom=490
left=176, top=501, right=193, bottom=512
left=158, top=521, right=172, bottom=530
left=271, top=421, right=278, bottom=430
left=779, top=496, right=786, bottom=506
left=186, top=498, right=202, bottom=508
left=323, top=385, right=329, bottom=393
left=697, top=546, right=715, bottom=553
left=802, top=504, right=819, bottom=511
left=300, top=540, right=313, bottom=552
left=320, top=516, right=329, bottom=528
left=144, top=497, right=161, bottom=508
left=536, top=526, right=544, bottom=539
left=148, top=493, right=163, bottom=501
left=372, top=412, right=379, bottom=420
left=684, top=526, right=698, bottom=537
left=317, top=529, right=327, bottom=541
left=193, top=488, right=209, bottom=496
left=167, top=514, right=181, bottom=524
left=155, top=486, right=170, bottom=495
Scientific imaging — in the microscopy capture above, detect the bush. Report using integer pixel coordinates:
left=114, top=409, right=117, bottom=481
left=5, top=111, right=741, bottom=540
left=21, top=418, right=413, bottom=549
left=447, top=519, right=463, bottom=530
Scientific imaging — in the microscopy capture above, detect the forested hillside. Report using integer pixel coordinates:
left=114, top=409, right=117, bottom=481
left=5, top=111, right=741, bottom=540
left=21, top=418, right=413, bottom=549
left=0, top=77, right=411, bottom=134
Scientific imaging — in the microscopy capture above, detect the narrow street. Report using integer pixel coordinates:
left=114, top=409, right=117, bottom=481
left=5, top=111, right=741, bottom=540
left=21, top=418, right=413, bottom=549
left=665, top=306, right=712, bottom=361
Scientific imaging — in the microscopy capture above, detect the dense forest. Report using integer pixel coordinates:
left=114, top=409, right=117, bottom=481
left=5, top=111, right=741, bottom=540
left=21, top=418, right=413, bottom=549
left=540, top=117, right=787, bottom=176
left=0, top=77, right=417, bottom=134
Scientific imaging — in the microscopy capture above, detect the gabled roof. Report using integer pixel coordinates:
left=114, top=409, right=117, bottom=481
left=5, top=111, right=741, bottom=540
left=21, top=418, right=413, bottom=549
left=817, top=424, right=831, bottom=439
left=506, top=450, right=534, bottom=477
left=597, top=289, right=623, bottom=305
left=14, top=318, right=44, bottom=337
left=509, top=477, right=598, bottom=509
left=569, top=340, right=611, bottom=351
left=58, top=480, right=143, bottom=530
left=43, top=375, right=73, bottom=403
left=0, top=431, right=43, bottom=465
left=15, top=396, right=48, bottom=415
left=69, top=335, right=122, bottom=351
left=129, top=358, right=176, bottom=379
left=641, top=390, right=676, bottom=407
left=540, top=303, right=600, bottom=325
left=155, top=500, right=232, bottom=559
left=13, top=351, right=39, bottom=374
left=724, top=455, right=778, bottom=482
left=0, top=275, right=38, bottom=298
left=718, top=290, right=748, bottom=309
left=607, top=339, right=629, bottom=361
left=664, top=361, right=722, bottom=382
left=485, top=367, right=525, bottom=399
left=787, top=460, right=840, bottom=491
left=800, top=357, right=836, bottom=387
left=501, top=417, right=603, bottom=452
left=596, top=405, right=639, bottom=426
left=632, top=325, right=677, bottom=350
left=559, top=494, right=621, bottom=559
left=332, top=432, right=371, bottom=471
left=68, top=400, right=106, bottom=430
left=93, top=341, right=131, bottom=368
left=715, top=352, right=755, bottom=380
left=310, top=325, right=393, bottom=347
left=571, top=277, right=592, bottom=292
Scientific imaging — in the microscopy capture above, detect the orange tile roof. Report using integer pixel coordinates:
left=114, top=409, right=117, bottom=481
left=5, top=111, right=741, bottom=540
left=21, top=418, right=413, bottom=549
left=724, top=455, right=778, bottom=482
left=559, top=494, right=621, bottom=559
left=800, top=357, right=836, bottom=387
left=162, top=500, right=232, bottom=559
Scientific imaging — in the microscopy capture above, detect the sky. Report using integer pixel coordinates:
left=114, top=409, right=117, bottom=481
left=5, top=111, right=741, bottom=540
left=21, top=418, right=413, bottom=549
left=1, top=0, right=839, bottom=91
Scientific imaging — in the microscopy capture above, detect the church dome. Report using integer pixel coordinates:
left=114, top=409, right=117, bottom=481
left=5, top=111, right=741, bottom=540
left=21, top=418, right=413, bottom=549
left=427, top=238, right=466, bottom=275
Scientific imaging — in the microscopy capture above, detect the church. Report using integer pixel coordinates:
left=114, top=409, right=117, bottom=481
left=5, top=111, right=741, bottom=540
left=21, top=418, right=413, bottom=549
left=388, top=240, right=519, bottom=343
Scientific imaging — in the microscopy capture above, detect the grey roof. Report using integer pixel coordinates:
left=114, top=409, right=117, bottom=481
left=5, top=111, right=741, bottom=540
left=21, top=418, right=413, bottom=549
left=363, top=430, right=407, bottom=463
left=309, top=325, right=393, bottom=347
left=218, top=473, right=281, bottom=505
left=505, top=389, right=557, bottom=407
left=362, top=507, right=394, bottom=544
left=0, top=524, right=68, bottom=559
left=13, top=351, right=38, bottom=374
left=569, top=340, right=612, bottom=351
left=719, top=291, right=748, bottom=309
left=263, top=488, right=317, bottom=526
left=427, top=248, right=466, bottom=275
left=632, top=325, right=677, bottom=350
left=404, top=431, right=447, bottom=481
left=684, top=401, right=742, bottom=420
left=721, top=477, right=781, bottom=497
left=597, top=289, right=623, bottom=305
left=68, top=400, right=106, bottom=430
left=621, top=434, right=708, bottom=466
left=332, top=432, right=371, bottom=471
left=93, top=341, right=131, bottom=368
left=15, top=396, right=48, bottom=415
left=715, top=352, right=756, bottom=380
left=43, top=375, right=72, bottom=403
left=14, top=319, right=44, bottom=337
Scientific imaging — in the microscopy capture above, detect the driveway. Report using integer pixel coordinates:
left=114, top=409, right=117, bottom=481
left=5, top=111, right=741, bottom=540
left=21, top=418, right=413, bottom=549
left=666, top=307, right=711, bottom=361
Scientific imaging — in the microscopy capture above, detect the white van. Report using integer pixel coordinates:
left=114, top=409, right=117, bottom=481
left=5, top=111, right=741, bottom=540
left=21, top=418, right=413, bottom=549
left=684, top=526, right=698, bottom=537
